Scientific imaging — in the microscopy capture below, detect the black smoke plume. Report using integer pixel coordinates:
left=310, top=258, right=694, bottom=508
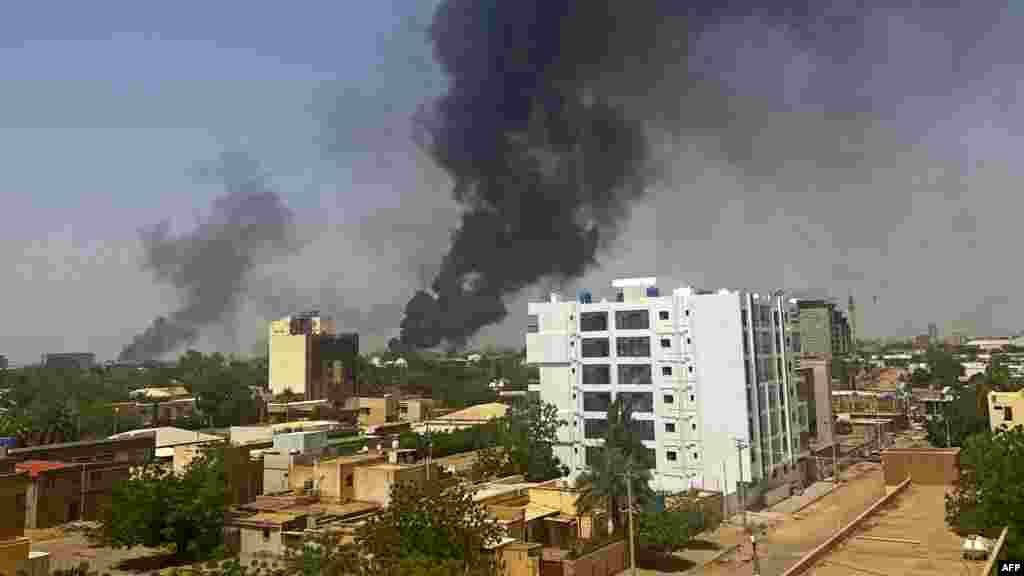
left=119, top=151, right=300, bottom=362
left=391, top=0, right=828, bottom=351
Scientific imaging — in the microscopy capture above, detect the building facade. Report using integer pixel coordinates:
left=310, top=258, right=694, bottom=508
left=268, top=312, right=359, bottom=401
left=525, top=278, right=808, bottom=497
left=791, top=300, right=851, bottom=358
left=988, top=390, right=1024, bottom=432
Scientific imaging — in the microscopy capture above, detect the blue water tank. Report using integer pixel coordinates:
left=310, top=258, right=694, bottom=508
left=0, top=437, right=17, bottom=449
left=578, top=290, right=592, bottom=304
left=654, top=493, right=666, bottom=512
left=647, top=286, right=660, bottom=297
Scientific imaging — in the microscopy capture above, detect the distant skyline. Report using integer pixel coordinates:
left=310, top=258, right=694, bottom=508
left=3, top=2, right=1024, bottom=363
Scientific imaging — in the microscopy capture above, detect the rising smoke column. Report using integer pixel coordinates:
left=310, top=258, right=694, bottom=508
left=119, top=151, right=300, bottom=362
left=392, top=0, right=835, bottom=351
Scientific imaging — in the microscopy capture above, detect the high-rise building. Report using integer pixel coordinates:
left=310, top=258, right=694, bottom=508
left=268, top=311, right=359, bottom=402
left=790, top=300, right=851, bottom=358
left=525, top=278, right=808, bottom=497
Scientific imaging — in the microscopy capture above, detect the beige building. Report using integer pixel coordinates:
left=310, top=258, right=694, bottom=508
left=413, top=402, right=509, bottom=434
left=398, top=397, right=437, bottom=422
left=353, top=461, right=436, bottom=508
left=289, top=453, right=387, bottom=502
left=268, top=312, right=359, bottom=402
left=346, top=396, right=399, bottom=428
left=796, top=357, right=835, bottom=448
left=988, top=389, right=1024, bottom=432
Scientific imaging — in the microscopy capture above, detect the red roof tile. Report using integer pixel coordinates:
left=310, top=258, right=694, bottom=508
left=16, top=460, right=73, bottom=477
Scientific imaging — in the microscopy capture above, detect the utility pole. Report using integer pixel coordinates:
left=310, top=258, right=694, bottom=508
left=734, top=438, right=750, bottom=528
left=623, top=467, right=638, bottom=576
left=751, top=533, right=762, bottom=576
left=425, top=420, right=432, bottom=481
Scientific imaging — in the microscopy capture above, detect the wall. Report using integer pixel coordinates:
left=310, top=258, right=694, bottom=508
left=353, top=464, right=429, bottom=507
left=881, top=448, right=959, bottom=487
left=988, top=391, right=1024, bottom=432
left=8, top=436, right=154, bottom=464
left=562, top=540, right=626, bottom=576
left=239, top=526, right=284, bottom=561
left=691, top=292, right=749, bottom=499
left=290, top=455, right=386, bottom=502
left=0, top=472, right=27, bottom=541
left=799, top=358, right=834, bottom=446
left=798, top=305, right=833, bottom=358
left=529, top=484, right=581, bottom=517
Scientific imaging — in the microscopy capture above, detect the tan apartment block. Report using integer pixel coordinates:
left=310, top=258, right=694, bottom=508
left=353, top=462, right=435, bottom=507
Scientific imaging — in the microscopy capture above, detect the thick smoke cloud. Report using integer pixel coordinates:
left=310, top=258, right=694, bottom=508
left=119, top=151, right=300, bottom=362
left=391, top=0, right=844, bottom=351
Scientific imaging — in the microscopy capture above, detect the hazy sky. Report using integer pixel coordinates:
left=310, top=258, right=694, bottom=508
left=2, top=1, right=1023, bottom=363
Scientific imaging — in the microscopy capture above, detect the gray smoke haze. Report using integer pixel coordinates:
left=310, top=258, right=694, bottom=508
left=375, top=0, right=1024, bottom=350
left=118, top=151, right=300, bottom=362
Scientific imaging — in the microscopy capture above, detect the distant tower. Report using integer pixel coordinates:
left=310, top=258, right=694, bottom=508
left=928, top=323, right=939, bottom=342
left=848, top=295, right=858, bottom=351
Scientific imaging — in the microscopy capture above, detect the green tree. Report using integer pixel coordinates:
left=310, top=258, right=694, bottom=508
left=926, top=347, right=964, bottom=388
left=502, top=398, right=568, bottom=481
left=102, top=447, right=227, bottom=560
left=355, top=479, right=502, bottom=572
left=945, top=427, right=1024, bottom=557
left=577, top=398, right=656, bottom=534
left=179, top=351, right=262, bottom=427
left=637, top=507, right=703, bottom=557
left=926, top=383, right=990, bottom=448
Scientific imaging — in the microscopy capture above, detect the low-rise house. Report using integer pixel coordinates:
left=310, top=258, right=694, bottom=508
left=288, top=453, right=386, bottom=503
left=397, top=397, right=436, bottom=422
left=16, top=458, right=134, bottom=528
left=128, top=385, right=199, bottom=425
left=345, top=397, right=399, bottom=428
left=988, top=389, right=1024, bottom=432
left=7, top=435, right=155, bottom=465
left=108, top=427, right=222, bottom=471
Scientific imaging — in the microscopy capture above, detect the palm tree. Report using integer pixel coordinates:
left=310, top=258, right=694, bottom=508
left=577, top=398, right=655, bottom=535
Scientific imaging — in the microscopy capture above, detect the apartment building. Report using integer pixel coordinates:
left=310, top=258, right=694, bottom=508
left=790, top=299, right=851, bottom=358
left=268, top=312, right=359, bottom=401
left=525, top=278, right=808, bottom=497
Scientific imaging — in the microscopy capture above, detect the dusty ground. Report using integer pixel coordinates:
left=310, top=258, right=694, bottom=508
left=694, top=461, right=886, bottom=576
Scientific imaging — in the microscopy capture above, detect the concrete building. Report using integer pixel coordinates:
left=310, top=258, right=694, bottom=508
left=398, top=397, right=437, bottom=422
left=988, top=389, right=1024, bottom=432
left=345, top=396, right=398, bottom=428
left=796, top=357, right=834, bottom=448
left=268, top=311, right=359, bottom=402
left=525, top=278, right=809, bottom=497
left=412, top=402, right=509, bottom=434
left=42, top=353, right=96, bottom=370
left=790, top=299, right=852, bottom=358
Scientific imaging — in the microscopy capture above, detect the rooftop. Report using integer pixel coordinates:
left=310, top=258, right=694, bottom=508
left=435, top=402, right=508, bottom=422
left=16, top=460, right=73, bottom=477
left=800, top=484, right=984, bottom=576
left=108, top=427, right=222, bottom=450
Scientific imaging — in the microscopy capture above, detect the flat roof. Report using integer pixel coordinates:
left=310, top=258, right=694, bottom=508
left=801, top=484, right=984, bottom=576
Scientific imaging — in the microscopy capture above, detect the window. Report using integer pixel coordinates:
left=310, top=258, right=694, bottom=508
left=629, top=420, right=655, bottom=441
left=665, top=422, right=676, bottom=433
left=616, top=337, right=651, bottom=357
left=688, top=366, right=693, bottom=373
left=644, top=448, right=657, bottom=468
left=691, top=422, right=697, bottom=431
left=659, top=310, right=670, bottom=320
left=580, top=312, right=608, bottom=331
left=689, top=394, right=695, bottom=402
left=661, top=366, right=672, bottom=376
left=586, top=446, right=605, bottom=466
left=263, top=528, right=271, bottom=541
left=618, top=364, right=652, bottom=385
left=346, top=475, right=353, bottom=487
left=527, top=314, right=539, bottom=333
left=686, top=337, right=692, bottom=345
left=618, top=392, right=653, bottom=413
left=1007, top=406, right=1015, bottom=421
left=584, top=419, right=609, bottom=439
left=615, top=310, right=650, bottom=330
left=664, top=394, right=674, bottom=404
left=693, top=452, right=700, bottom=461
left=667, top=451, right=678, bottom=462
left=660, top=338, right=671, bottom=348
left=582, top=364, right=611, bottom=384
left=581, top=338, right=610, bottom=358
left=583, top=392, right=612, bottom=412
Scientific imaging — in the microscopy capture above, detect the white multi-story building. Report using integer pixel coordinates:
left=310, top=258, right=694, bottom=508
left=525, top=278, right=809, bottom=497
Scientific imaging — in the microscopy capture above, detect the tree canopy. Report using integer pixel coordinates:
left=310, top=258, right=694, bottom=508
left=926, top=382, right=990, bottom=448
left=100, top=447, right=228, bottom=560
left=945, top=427, right=1024, bottom=557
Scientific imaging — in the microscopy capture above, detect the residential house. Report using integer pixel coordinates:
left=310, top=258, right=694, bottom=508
left=108, top=427, right=222, bottom=471
left=288, top=453, right=386, bottom=503
left=16, top=458, right=134, bottom=528
left=988, top=389, right=1024, bottom=432
left=346, top=396, right=398, bottom=428
left=6, top=435, right=155, bottom=465
left=397, top=397, right=436, bottom=422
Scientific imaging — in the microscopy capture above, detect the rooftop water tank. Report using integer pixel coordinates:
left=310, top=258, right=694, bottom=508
left=578, top=290, right=593, bottom=304
left=646, top=287, right=660, bottom=297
